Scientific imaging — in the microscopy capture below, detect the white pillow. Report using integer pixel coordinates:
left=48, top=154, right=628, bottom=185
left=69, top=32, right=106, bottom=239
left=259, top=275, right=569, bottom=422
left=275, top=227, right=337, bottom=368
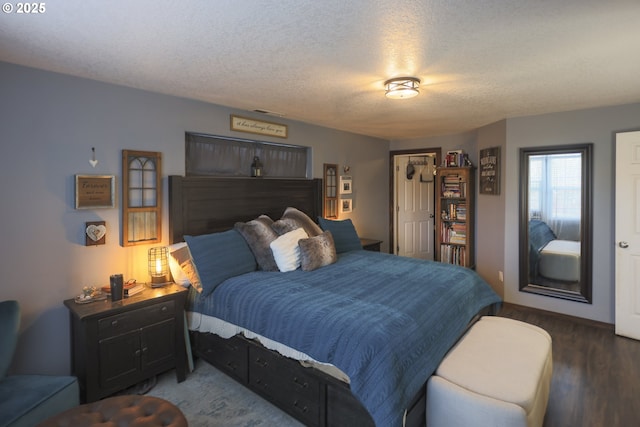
left=270, top=227, right=308, bottom=272
left=168, top=242, right=203, bottom=292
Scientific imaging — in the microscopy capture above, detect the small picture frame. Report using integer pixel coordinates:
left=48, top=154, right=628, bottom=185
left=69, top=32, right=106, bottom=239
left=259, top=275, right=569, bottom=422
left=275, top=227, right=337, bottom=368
left=341, top=198, right=352, bottom=213
left=340, top=175, right=352, bottom=194
left=85, top=221, right=107, bottom=246
left=75, top=175, right=116, bottom=209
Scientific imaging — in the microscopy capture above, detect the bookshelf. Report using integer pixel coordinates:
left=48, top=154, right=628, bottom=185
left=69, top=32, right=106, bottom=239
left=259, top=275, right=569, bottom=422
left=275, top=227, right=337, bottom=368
left=435, top=166, right=475, bottom=268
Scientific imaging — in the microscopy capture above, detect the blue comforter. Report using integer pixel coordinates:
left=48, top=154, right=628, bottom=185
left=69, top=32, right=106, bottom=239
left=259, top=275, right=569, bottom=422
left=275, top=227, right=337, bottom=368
left=189, top=250, right=501, bottom=426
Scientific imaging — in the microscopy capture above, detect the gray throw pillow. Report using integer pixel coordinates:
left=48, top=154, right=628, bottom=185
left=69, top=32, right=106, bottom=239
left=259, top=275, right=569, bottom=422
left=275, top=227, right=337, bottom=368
left=271, top=218, right=301, bottom=235
left=234, top=216, right=279, bottom=271
left=299, top=231, right=338, bottom=271
left=281, top=207, right=323, bottom=237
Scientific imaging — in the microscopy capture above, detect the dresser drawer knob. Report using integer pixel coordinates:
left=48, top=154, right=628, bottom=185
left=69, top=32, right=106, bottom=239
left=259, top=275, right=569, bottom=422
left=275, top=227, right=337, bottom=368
left=255, top=357, right=268, bottom=368
left=161, top=306, right=168, bottom=312
left=293, top=400, right=308, bottom=413
left=293, top=376, right=308, bottom=388
left=111, top=320, right=118, bottom=327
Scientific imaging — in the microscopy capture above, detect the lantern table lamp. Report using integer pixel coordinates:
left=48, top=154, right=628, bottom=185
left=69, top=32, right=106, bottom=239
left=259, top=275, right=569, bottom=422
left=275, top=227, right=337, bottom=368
left=148, top=246, right=169, bottom=287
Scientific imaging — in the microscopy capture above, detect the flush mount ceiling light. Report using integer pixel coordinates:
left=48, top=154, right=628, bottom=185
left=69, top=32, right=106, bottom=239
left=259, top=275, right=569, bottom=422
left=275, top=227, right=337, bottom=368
left=384, top=77, right=421, bottom=99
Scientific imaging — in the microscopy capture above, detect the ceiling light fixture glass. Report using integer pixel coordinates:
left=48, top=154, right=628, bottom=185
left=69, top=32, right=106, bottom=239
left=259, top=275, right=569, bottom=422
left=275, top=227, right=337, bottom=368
left=384, top=77, right=420, bottom=99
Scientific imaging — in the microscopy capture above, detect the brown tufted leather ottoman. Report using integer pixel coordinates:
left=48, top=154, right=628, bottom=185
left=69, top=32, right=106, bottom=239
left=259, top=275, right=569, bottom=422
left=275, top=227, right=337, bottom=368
left=36, top=395, right=188, bottom=427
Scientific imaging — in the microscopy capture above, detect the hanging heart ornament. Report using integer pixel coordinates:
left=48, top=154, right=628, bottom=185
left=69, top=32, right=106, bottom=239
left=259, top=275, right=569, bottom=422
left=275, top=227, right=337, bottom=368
left=86, top=224, right=107, bottom=242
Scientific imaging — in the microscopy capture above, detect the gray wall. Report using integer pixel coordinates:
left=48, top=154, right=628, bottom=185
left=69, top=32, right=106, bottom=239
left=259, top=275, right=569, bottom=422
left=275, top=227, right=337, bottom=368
left=476, top=120, right=506, bottom=297
left=504, top=103, right=640, bottom=324
left=0, top=62, right=389, bottom=375
left=394, top=103, right=640, bottom=324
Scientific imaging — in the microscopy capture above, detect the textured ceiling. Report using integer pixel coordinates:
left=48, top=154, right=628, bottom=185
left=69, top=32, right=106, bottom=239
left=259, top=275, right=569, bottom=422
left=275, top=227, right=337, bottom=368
left=1, top=0, right=640, bottom=140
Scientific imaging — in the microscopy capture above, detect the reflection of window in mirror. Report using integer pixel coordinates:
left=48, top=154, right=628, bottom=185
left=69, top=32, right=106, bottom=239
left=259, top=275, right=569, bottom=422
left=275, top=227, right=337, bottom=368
left=323, top=163, right=338, bottom=218
left=519, top=144, right=592, bottom=304
left=122, top=150, right=162, bottom=246
left=528, top=153, right=582, bottom=239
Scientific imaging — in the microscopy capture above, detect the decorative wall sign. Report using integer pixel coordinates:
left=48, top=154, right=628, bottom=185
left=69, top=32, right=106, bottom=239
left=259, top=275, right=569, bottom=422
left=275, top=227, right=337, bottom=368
left=85, top=221, right=106, bottom=246
left=230, top=115, right=288, bottom=138
left=75, top=175, right=116, bottom=209
left=479, top=147, right=501, bottom=195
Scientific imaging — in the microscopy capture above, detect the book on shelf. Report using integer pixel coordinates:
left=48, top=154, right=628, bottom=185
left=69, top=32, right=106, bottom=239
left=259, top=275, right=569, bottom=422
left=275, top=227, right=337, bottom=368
left=441, top=176, right=467, bottom=198
left=444, top=152, right=471, bottom=168
left=440, top=222, right=466, bottom=244
left=440, top=244, right=466, bottom=266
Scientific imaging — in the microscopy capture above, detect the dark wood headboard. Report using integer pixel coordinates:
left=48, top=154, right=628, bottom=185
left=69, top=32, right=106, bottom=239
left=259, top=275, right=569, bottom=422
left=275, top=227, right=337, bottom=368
left=168, top=176, right=323, bottom=243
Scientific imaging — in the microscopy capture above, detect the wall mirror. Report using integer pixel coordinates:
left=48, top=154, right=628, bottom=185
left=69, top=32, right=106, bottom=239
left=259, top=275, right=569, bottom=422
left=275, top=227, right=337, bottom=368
left=519, top=144, right=592, bottom=303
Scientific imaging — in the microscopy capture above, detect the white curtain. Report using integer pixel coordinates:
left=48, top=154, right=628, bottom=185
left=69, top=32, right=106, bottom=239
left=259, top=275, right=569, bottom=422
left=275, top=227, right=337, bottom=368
left=186, top=133, right=309, bottom=178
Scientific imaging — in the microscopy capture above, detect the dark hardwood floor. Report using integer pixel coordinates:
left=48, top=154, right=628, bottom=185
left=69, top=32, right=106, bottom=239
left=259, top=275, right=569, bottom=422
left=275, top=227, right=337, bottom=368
left=496, top=303, right=640, bottom=427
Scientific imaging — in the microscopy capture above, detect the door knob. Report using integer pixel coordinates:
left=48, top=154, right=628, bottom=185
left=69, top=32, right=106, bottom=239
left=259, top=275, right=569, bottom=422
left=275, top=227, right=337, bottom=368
left=619, top=241, right=629, bottom=248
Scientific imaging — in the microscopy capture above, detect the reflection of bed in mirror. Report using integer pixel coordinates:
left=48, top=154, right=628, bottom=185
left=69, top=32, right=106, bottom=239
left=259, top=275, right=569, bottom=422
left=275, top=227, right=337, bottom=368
left=528, top=219, right=580, bottom=283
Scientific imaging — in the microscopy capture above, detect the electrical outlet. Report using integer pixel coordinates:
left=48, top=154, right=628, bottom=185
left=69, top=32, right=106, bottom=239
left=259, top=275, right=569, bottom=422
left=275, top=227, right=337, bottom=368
left=498, top=271, right=504, bottom=282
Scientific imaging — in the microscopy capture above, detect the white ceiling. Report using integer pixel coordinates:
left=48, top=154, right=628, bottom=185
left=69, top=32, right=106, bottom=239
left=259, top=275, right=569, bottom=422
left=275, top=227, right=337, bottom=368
left=2, top=0, right=640, bottom=140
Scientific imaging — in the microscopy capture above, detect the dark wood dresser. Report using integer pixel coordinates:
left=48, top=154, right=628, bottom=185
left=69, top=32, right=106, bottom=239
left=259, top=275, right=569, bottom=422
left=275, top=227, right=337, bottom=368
left=64, top=284, right=188, bottom=402
left=360, top=238, right=382, bottom=252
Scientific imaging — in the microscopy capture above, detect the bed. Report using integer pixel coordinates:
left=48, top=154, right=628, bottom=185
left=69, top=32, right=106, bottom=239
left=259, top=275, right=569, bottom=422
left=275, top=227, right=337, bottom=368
left=528, top=219, right=581, bottom=282
left=168, top=175, right=501, bottom=427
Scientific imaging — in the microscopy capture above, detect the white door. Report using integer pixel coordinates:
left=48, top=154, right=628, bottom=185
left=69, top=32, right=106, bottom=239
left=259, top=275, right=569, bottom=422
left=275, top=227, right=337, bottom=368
left=615, top=130, right=640, bottom=340
left=395, top=155, right=435, bottom=260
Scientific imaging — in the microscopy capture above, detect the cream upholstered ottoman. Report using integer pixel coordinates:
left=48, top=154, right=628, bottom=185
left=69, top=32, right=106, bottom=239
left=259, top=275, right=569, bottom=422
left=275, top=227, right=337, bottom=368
left=427, top=316, right=552, bottom=427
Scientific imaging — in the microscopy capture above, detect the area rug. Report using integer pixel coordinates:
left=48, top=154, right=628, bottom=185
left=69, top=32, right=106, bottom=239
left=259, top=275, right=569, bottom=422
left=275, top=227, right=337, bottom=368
left=145, top=359, right=303, bottom=427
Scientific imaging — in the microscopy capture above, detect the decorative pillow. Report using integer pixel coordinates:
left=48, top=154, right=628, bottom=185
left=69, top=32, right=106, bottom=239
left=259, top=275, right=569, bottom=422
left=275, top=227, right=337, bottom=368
left=299, top=231, right=338, bottom=271
left=271, top=218, right=301, bottom=235
left=318, top=217, right=363, bottom=253
left=184, top=229, right=257, bottom=296
left=234, top=216, right=279, bottom=271
left=167, top=242, right=203, bottom=293
left=281, top=207, right=323, bottom=237
left=269, top=227, right=309, bottom=272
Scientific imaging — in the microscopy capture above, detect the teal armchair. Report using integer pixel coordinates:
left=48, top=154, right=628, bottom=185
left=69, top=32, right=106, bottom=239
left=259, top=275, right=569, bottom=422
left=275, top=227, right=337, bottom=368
left=0, top=301, right=79, bottom=427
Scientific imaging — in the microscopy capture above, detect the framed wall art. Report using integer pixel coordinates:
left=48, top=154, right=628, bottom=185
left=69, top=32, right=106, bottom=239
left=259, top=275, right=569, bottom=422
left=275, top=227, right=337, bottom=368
left=230, top=115, right=288, bottom=138
left=75, top=175, right=116, bottom=209
left=341, top=198, right=352, bottom=213
left=479, top=146, right=501, bottom=195
left=340, top=175, right=352, bottom=194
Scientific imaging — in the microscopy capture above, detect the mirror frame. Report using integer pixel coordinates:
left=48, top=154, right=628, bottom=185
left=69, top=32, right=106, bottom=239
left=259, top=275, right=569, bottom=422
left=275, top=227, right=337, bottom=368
left=519, top=143, right=593, bottom=303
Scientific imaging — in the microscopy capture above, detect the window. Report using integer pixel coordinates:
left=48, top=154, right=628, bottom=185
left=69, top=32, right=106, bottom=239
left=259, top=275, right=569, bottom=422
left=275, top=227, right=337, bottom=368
left=185, top=132, right=309, bottom=178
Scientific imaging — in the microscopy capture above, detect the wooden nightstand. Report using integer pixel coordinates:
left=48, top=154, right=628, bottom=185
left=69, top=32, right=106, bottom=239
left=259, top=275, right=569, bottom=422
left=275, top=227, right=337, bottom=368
left=360, top=238, right=382, bottom=252
left=64, top=283, right=188, bottom=403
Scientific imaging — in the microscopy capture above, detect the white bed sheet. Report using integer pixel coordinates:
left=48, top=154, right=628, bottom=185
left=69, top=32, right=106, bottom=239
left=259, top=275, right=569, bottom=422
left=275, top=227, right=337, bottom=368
left=187, top=310, right=350, bottom=383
